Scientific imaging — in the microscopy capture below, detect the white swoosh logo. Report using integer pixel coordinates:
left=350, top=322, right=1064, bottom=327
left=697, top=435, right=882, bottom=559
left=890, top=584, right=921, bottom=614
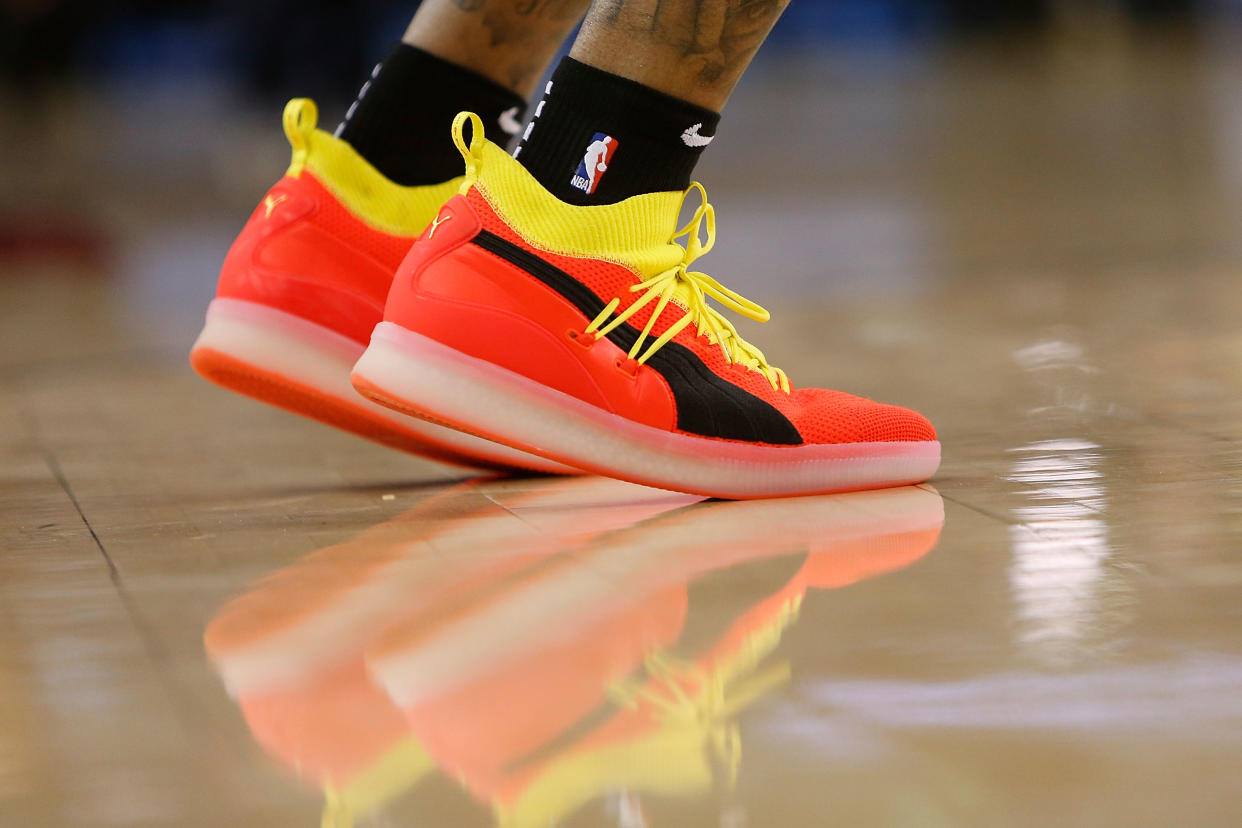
left=498, top=106, right=523, bottom=136
left=681, top=123, right=715, bottom=147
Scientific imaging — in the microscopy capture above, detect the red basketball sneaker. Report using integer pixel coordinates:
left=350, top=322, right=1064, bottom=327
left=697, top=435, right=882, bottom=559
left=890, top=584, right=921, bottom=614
left=190, top=99, right=569, bottom=474
left=351, top=113, right=939, bottom=498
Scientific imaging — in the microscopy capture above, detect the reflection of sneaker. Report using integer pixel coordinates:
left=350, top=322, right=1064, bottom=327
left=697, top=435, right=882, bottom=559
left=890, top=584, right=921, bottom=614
left=205, top=477, right=694, bottom=696
left=203, top=482, right=497, bottom=825
left=351, top=113, right=940, bottom=498
left=204, top=477, right=693, bottom=826
left=190, top=99, right=566, bottom=474
left=365, top=485, right=944, bottom=827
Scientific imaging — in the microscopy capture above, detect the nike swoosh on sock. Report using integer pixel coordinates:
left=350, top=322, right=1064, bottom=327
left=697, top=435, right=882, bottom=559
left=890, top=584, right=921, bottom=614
left=499, top=106, right=524, bottom=136
left=681, top=123, right=715, bottom=147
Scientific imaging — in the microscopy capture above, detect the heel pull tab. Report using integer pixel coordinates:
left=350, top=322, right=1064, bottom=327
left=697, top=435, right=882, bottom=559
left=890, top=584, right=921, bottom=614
left=451, top=111, right=486, bottom=190
left=283, top=98, right=318, bottom=177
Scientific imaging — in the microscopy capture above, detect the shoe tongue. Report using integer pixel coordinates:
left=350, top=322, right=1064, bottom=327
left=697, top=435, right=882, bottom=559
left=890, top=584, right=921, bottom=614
left=667, top=278, right=697, bottom=313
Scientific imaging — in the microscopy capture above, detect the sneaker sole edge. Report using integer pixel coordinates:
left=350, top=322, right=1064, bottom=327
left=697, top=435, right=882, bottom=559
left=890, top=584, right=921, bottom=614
left=352, top=322, right=942, bottom=500
left=190, top=298, right=571, bottom=475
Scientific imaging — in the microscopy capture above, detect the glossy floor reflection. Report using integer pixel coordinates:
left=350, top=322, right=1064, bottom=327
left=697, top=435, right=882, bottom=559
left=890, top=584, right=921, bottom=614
left=6, top=40, right=1242, bottom=828
left=205, top=481, right=942, bottom=828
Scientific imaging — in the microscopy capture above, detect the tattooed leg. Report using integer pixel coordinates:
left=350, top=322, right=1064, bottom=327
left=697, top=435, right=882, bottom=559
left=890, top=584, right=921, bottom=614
left=571, top=0, right=792, bottom=109
left=404, top=0, right=593, bottom=98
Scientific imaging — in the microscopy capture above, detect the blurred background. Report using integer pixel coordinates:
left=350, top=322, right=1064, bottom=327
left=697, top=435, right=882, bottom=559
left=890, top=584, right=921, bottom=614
left=3, top=0, right=1242, bottom=359
left=0, top=0, right=1239, bottom=376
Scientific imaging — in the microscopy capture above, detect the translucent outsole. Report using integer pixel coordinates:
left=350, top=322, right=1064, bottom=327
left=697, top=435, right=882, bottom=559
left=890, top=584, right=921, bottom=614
left=352, top=322, right=941, bottom=500
left=190, top=298, right=572, bottom=475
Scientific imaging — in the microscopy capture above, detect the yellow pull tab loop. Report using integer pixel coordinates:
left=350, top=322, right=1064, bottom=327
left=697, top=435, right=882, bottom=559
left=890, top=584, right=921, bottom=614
left=451, top=111, right=486, bottom=181
left=283, top=98, right=318, bottom=177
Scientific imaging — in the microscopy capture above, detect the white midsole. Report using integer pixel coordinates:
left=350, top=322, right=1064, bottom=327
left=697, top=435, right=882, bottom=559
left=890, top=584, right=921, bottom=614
left=191, top=298, right=570, bottom=474
left=352, top=322, right=941, bottom=499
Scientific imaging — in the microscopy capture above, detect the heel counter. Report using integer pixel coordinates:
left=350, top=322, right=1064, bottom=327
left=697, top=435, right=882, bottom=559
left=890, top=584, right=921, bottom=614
left=217, top=176, right=315, bottom=296
left=384, top=195, right=482, bottom=322
left=216, top=174, right=410, bottom=344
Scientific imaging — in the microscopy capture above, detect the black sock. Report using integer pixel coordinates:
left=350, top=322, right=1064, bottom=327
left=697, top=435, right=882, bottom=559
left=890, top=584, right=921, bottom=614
left=337, top=44, right=525, bottom=186
left=514, top=57, right=721, bottom=205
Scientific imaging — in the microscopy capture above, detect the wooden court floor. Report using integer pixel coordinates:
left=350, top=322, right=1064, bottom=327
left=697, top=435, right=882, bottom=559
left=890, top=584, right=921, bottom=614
left=3, top=44, right=1242, bottom=827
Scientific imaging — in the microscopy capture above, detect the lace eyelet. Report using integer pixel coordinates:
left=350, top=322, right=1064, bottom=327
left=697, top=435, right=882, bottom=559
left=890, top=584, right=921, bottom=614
left=615, top=357, right=640, bottom=380
left=567, top=329, right=596, bottom=350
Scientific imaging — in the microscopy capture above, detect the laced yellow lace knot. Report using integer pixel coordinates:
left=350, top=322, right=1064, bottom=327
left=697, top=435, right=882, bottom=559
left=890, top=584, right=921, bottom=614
left=582, top=182, right=791, bottom=394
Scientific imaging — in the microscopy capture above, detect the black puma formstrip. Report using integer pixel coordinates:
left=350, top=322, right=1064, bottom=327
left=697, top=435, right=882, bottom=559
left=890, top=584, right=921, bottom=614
left=469, top=229, right=802, bottom=445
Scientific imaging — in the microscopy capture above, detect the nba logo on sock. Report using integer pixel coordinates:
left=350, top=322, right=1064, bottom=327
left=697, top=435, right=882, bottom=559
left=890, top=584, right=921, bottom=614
left=570, top=133, right=618, bottom=195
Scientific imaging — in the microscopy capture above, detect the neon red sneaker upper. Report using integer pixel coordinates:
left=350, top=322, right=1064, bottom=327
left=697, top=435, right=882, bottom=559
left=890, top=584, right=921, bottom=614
left=382, top=114, right=936, bottom=449
left=216, top=99, right=460, bottom=344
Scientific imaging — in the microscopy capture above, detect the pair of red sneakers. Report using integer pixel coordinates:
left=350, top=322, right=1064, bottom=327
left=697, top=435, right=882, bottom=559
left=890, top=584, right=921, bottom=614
left=192, top=100, right=939, bottom=498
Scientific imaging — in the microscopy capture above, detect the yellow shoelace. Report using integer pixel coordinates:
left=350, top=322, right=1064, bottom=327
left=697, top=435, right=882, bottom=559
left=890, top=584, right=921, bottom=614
left=607, top=651, right=791, bottom=786
left=604, top=582, right=800, bottom=785
left=582, top=183, right=791, bottom=394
